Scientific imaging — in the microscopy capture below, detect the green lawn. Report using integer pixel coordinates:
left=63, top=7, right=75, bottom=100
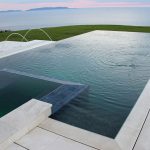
left=0, top=25, right=150, bottom=42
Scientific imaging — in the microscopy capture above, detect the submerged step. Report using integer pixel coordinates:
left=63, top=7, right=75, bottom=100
left=2, top=69, right=84, bottom=85
left=40, top=84, right=88, bottom=114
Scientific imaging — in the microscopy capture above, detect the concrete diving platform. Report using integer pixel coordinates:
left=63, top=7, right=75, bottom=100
left=40, top=84, right=88, bottom=114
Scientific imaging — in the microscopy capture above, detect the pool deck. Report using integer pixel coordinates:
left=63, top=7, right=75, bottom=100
left=0, top=79, right=150, bottom=150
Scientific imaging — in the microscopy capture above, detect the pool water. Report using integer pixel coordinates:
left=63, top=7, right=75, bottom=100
left=0, top=31, right=150, bottom=138
left=0, top=71, right=60, bottom=117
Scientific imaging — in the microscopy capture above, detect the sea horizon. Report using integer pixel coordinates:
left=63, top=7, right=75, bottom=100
left=0, top=7, right=150, bottom=31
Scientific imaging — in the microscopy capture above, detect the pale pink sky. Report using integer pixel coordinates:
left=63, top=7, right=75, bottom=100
left=0, top=0, right=150, bottom=10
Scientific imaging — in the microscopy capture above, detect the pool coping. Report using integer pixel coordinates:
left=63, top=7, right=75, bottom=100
left=0, top=80, right=149, bottom=150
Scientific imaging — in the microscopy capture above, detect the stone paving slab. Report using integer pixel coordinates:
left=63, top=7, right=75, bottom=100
left=39, top=118, right=120, bottom=150
left=6, top=143, right=27, bottom=150
left=133, top=109, right=150, bottom=150
left=16, top=127, right=97, bottom=150
left=0, top=121, right=18, bottom=150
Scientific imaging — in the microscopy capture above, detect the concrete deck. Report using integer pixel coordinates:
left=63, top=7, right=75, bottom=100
left=0, top=40, right=54, bottom=59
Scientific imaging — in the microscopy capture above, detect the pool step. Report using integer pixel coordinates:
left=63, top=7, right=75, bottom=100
left=40, top=84, right=88, bottom=114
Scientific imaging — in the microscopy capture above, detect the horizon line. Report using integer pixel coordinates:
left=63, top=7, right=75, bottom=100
left=0, top=1, right=150, bottom=10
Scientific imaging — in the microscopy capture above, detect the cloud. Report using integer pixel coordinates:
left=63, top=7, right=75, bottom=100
left=0, top=0, right=150, bottom=10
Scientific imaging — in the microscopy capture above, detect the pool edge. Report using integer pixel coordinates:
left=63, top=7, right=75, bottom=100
left=115, top=79, right=150, bottom=150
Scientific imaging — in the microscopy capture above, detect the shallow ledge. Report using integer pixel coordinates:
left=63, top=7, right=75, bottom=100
left=1, top=69, right=84, bottom=86
left=0, top=99, right=52, bottom=150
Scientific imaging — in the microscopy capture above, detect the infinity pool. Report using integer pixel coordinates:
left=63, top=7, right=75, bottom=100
left=0, top=31, right=150, bottom=138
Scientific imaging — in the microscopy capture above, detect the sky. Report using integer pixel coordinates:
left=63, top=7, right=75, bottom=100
left=0, top=0, right=150, bottom=10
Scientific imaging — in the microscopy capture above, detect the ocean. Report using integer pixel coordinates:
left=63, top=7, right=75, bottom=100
left=0, top=7, right=150, bottom=30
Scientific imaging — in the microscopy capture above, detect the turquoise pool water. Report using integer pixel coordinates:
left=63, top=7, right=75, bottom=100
left=0, top=31, right=150, bottom=138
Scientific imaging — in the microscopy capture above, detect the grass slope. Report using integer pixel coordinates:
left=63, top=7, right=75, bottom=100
left=0, top=25, right=150, bottom=42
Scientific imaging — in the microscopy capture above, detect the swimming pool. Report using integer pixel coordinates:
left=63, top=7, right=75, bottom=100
left=0, top=31, right=150, bottom=138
